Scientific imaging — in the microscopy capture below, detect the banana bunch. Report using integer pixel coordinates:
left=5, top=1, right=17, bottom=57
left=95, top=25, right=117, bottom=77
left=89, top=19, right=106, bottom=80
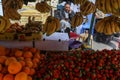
left=71, top=12, right=83, bottom=28
left=35, top=1, right=52, bottom=13
left=4, top=8, right=21, bottom=20
left=0, top=16, right=11, bottom=33
left=2, top=0, right=23, bottom=20
left=43, top=16, right=60, bottom=36
left=74, top=0, right=88, bottom=5
left=3, top=0, right=24, bottom=9
left=43, top=17, right=60, bottom=36
left=95, top=16, right=120, bottom=35
left=95, top=0, right=120, bottom=16
left=80, top=1, right=96, bottom=16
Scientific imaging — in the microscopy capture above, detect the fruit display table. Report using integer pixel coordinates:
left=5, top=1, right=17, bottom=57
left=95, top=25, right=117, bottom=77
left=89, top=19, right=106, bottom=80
left=0, top=40, right=33, bottom=49
left=35, top=32, right=69, bottom=51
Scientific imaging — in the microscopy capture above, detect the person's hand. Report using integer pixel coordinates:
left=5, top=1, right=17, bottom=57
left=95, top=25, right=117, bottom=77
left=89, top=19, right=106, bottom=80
left=68, top=9, right=72, bottom=14
left=65, top=18, right=69, bottom=21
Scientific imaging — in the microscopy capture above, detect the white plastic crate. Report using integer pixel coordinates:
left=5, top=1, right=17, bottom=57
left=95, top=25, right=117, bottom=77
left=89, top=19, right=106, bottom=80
left=35, top=32, right=69, bottom=51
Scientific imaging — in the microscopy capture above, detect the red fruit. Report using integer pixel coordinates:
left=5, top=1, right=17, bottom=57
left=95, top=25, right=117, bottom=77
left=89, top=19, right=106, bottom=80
left=57, top=65, right=62, bottom=70
left=102, top=76, right=107, bottom=80
left=111, top=77, right=116, bottom=80
left=74, top=68, right=79, bottom=73
left=61, top=77, right=66, bottom=80
left=91, top=73, right=97, bottom=80
left=99, top=63, right=103, bottom=67
left=79, top=77, right=83, bottom=80
left=65, top=62, right=69, bottom=68
left=75, top=72, right=80, bottom=77
left=53, top=70, right=60, bottom=78
left=109, top=69, right=113, bottom=74
left=93, top=60, right=96, bottom=64
left=97, top=74, right=102, bottom=79
left=85, top=67, right=90, bottom=72
left=74, top=77, right=79, bottom=80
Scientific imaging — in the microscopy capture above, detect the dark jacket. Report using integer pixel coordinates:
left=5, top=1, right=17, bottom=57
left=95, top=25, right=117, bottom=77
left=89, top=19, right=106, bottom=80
left=54, top=9, right=75, bottom=22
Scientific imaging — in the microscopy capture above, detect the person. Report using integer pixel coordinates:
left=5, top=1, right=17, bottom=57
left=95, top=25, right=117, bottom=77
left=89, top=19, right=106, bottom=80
left=55, top=3, right=75, bottom=32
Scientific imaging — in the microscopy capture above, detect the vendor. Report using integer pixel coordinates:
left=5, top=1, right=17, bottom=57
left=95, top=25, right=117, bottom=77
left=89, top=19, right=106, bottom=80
left=55, top=3, right=75, bottom=32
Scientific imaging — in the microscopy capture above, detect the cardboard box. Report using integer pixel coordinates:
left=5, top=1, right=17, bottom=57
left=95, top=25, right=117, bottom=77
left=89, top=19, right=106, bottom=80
left=19, top=8, right=50, bottom=25
left=35, top=32, right=69, bottom=51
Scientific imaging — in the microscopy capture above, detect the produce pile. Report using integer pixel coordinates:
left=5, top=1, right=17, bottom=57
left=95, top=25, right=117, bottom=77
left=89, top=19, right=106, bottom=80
left=36, top=50, right=120, bottom=80
left=0, top=46, right=119, bottom=80
left=71, top=0, right=96, bottom=28
left=95, top=16, right=120, bottom=35
left=71, top=12, right=83, bottom=28
left=73, top=0, right=96, bottom=15
left=0, top=46, right=45, bottom=80
left=0, top=16, right=11, bottom=33
left=35, top=1, right=52, bottom=13
left=0, top=16, right=43, bottom=41
left=95, top=0, right=120, bottom=16
left=80, top=1, right=96, bottom=16
left=3, top=0, right=24, bottom=20
left=43, top=16, right=60, bottom=36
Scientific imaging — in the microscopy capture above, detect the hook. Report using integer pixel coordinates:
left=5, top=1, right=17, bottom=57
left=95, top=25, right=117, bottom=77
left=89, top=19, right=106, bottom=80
left=58, top=39, right=61, bottom=42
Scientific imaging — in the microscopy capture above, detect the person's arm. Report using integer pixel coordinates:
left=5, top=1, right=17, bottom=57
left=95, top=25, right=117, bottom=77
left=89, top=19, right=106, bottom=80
left=69, top=10, right=75, bottom=21
left=60, top=10, right=66, bottom=20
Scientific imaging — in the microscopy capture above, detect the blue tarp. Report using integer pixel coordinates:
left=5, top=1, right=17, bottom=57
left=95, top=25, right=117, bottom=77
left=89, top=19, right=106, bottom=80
left=80, top=13, right=95, bottom=34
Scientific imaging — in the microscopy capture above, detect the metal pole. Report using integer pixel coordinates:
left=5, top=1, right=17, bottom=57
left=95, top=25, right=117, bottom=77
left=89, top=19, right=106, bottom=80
left=87, top=12, right=95, bottom=45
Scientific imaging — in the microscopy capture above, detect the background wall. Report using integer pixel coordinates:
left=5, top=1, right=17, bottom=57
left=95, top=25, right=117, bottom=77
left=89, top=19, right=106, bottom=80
left=0, top=0, right=3, bottom=16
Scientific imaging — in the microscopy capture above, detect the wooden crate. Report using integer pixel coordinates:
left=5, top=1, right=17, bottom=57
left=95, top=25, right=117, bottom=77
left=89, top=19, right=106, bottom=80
left=0, top=33, right=16, bottom=40
left=17, top=32, right=43, bottom=41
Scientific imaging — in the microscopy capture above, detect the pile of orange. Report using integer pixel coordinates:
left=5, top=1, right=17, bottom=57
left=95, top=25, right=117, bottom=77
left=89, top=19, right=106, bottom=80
left=0, top=46, right=43, bottom=80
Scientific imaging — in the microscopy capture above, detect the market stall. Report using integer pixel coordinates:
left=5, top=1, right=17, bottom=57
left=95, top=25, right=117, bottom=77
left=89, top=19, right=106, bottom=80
left=0, top=0, right=120, bottom=80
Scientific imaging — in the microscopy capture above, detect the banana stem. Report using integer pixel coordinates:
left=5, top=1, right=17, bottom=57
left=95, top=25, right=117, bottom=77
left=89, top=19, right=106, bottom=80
left=87, top=12, right=95, bottom=46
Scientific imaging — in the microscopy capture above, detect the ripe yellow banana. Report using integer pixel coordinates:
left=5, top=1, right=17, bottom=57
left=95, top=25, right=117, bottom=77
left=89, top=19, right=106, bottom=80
left=0, top=16, right=6, bottom=33
left=4, top=17, right=11, bottom=31
left=95, top=19, right=105, bottom=33
left=75, top=15, right=80, bottom=27
left=110, top=21, right=116, bottom=33
left=0, top=17, right=11, bottom=33
left=117, top=0, right=120, bottom=8
left=106, top=21, right=112, bottom=35
left=114, top=22, right=120, bottom=33
left=86, top=2, right=94, bottom=14
left=103, top=23, right=108, bottom=35
left=71, top=15, right=76, bottom=28
left=111, top=0, right=119, bottom=10
left=46, top=21, right=56, bottom=36
left=81, top=1, right=92, bottom=16
left=95, top=0, right=100, bottom=9
left=105, top=0, right=112, bottom=13
left=18, top=0, right=24, bottom=9
left=54, top=18, right=60, bottom=31
left=72, top=14, right=78, bottom=28
left=110, top=0, right=119, bottom=14
left=43, top=21, right=48, bottom=33
left=100, top=0, right=106, bottom=13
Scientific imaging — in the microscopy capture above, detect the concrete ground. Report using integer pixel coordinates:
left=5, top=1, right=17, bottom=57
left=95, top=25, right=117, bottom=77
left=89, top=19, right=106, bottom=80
left=92, top=36, right=120, bottom=50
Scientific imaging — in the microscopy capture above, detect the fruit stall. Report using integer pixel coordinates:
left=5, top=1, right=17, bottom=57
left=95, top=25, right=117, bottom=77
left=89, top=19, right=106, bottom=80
left=0, top=0, right=120, bottom=80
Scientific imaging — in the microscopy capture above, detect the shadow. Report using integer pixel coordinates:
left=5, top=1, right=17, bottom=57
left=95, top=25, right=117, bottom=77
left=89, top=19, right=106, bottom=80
left=107, top=41, right=117, bottom=49
left=112, top=37, right=120, bottom=42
